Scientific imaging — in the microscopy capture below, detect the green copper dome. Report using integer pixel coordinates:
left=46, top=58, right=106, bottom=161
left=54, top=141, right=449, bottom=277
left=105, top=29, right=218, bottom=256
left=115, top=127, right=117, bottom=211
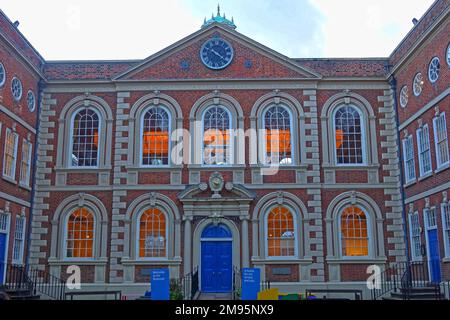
left=202, top=5, right=236, bottom=29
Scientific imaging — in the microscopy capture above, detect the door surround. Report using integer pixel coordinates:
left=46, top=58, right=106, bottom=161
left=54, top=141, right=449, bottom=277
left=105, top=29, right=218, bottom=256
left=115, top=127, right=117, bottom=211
left=193, top=218, right=240, bottom=290
left=199, top=224, right=233, bottom=292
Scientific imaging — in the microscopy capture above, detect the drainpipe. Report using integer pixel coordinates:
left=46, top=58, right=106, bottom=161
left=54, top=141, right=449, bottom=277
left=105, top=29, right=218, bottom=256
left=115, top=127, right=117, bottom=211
left=25, top=79, right=44, bottom=271
left=388, top=74, right=411, bottom=265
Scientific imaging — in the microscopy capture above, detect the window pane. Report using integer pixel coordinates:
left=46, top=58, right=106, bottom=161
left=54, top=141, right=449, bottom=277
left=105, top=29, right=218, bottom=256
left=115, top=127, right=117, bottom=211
left=267, top=206, right=295, bottom=257
left=139, top=208, right=167, bottom=258
left=3, top=129, right=18, bottom=178
left=264, top=105, right=292, bottom=165
left=66, top=208, right=94, bottom=258
left=71, top=109, right=99, bottom=167
left=341, top=206, right=369, bottom=256
left=335, top=106, right=364, bottom=164
left=142, top=107, right=170, bottom=166
left=203, top=106, right=231, bottom=165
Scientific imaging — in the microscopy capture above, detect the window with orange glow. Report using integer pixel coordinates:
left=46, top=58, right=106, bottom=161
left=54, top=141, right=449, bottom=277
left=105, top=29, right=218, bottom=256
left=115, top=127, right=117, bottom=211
left=203, top=106, right=231, bottom=165
left=142, top=107, right=170, bottom=166
left=71, top=108, right=100, bottom=167
left=139, top=208, right=167, bottom=258
left=334, top=105, right=363, bottom=164
left=267, top=206, right=296, bottom=257
left=340, top=206, right=369, bottom=257
left=264, top=105, right=292, bottom=165
left=66, top=208, right=94, bottom=258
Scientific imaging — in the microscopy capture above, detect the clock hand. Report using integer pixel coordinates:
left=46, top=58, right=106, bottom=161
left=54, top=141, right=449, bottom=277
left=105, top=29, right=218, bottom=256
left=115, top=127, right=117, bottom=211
left=211, top=48, right=225, bottom=60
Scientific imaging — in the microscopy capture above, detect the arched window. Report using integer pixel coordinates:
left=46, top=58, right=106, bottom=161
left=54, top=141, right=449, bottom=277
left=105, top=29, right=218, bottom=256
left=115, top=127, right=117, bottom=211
left=340, top=206, right=369, bottom=257
left=202, top=106, right=232, bottom=165
left=334, top=105, right=365, bottom=165
left=266, top=206, right=296, bottom=257
left=66, top=208, right=94, bottom=258
left=141, top=106, right=170, bottom=166
left=71, top=108, right=100, bottom=167
left=138, top=208, right=167, bottom=258
left=263, top=105, right=293, bottom=165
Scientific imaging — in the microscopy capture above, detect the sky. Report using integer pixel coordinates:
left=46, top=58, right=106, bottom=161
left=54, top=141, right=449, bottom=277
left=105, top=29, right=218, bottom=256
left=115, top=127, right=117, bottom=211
left=0, top=0, right=436, bottom=60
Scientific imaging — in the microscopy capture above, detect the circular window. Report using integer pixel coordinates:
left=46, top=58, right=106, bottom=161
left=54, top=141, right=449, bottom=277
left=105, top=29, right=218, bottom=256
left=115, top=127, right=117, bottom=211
left=447, top=43, right=450, bottom=67
left=0, top=62, right=5, bottom=87
left=27, top=90, right=36, bottom=112
left=400, top=85, right=409, bottom=108
left=428, top=57, right=440, bottom=83
left=413, top=72, right=423, bottom=96
left=11, top=77, right=23, bottom=101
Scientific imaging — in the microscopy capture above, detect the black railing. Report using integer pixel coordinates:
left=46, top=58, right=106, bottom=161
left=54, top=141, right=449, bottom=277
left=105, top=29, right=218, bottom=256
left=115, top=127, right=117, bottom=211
left=175, top=269, right=198, bottom=300
left=1, top=262, right=66, bottom=300
left=261, top=280, right=271, bottom=291
left=27, top=264, right=66, bottom=300
left=232, top=266, right=241, bottom=300
left=306, top=289, right=363, bottom=300
left=371, top=261, right=441, bottom=300
left=191, top=268, right=199, bottom=299
left=440, top=280, right=450, bottom=300
left=3, top=263, right=34, bottom=296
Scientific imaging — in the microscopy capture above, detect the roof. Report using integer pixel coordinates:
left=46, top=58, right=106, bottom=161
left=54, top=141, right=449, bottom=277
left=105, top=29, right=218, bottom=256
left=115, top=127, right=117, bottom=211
left=43, top=61, right=140, bottom=81
left=390, top=0, right=449, bottom=66
left=0, top=9, right=45, bottom=71
left=293, top=58, right=390, bottom=78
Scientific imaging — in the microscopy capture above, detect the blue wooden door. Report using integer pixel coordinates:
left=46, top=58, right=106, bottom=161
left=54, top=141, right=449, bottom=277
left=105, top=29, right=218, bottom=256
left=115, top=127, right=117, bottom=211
left=0, top=233, right=6, bottom=284
left=427, top=229, right=441, bottom=283
left=201, top=241, right=232, bottom=292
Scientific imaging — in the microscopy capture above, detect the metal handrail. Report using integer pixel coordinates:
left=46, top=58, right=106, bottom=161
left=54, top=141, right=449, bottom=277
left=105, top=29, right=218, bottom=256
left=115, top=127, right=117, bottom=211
left=2, top=262, right=66, bottom=300
left=372, top=261, right=441, bottom=300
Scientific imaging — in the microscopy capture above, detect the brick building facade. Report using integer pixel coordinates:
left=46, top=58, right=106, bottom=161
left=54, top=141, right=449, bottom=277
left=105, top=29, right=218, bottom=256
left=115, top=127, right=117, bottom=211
left=0, top=0, right=449, bottom=299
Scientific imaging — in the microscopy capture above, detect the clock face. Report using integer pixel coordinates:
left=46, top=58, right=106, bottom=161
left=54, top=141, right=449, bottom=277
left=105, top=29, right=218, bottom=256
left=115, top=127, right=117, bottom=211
left=200, top=38, right=234, bottom=70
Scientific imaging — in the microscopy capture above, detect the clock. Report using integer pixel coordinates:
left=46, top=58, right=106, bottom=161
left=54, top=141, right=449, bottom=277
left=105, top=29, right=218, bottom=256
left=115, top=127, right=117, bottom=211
left=200, top=38, right=234, bottom=70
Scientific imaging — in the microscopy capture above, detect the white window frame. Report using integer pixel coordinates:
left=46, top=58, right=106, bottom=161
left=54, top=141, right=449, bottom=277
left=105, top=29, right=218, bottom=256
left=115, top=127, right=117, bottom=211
left=68, top=107, right=101, bottom=168
left=201, top=105, right=234, bottom=166
left=447, top=43, right=450, bottom=67
left=441, top=202, right=450, bottom=259
left=19, top=139, right=32, bottom=187
left=11, top=77, right=22, bottom=101
left=332, top=105, right=367, bottom=166
left=402, top=135, right=416, bottom=184
left=3, top=128, right=19, bottom=181
left=0, top=211, right=11, bottom=282
left=63, top=209, right=96, bottom=261
left=0, top=62, right=6, bottom=87
left=26, top=90, right=36, bottom=112
left=408, top=212, right=422, bottom=261
left=139, top=105, right=172, bottom=168
left=413, top=73, right=423, bottom=97
left=423, top=206, right=440, bottom=281
left=12, top=215, right=26, bottom=265
left=428, top=57, right=440, bottom=83
left=261, top=104, right=295, bottom=166
left=433, top=112, right=450, bottom=170
left=136, top=209, right=169, bottom=261
left=400, top=85, right=408, bottom=108
left=416, top=124, right=432, bottom=177
left=338, top=205, right=373, bottom=259
left=264, top=205, right=299, bottom=260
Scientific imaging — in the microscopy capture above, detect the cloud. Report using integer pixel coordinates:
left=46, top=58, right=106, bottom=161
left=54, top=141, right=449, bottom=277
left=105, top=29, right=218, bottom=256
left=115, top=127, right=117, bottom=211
left=0, top=0, right=436, bottom=59
left=309, top=0, right=435, bottom=57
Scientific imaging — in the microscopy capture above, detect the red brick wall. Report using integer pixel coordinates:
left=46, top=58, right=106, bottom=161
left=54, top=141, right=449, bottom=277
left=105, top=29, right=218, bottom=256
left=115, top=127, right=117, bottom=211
left=0, top=34, right=40, bottom=267
left=127, top=35, right=305, bottom=80
left=395, top=21, right=450, bottom=125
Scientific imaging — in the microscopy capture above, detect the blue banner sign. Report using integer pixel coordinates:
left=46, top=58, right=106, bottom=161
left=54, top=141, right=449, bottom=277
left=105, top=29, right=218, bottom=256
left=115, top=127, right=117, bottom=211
left=151, top=268, right=170, bottom=300
left=241, top=268, right=260, bottom=300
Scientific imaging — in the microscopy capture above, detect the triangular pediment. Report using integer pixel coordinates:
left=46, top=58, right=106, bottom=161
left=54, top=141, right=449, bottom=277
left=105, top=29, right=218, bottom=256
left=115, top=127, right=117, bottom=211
left=114, top=24, right=321, bottom=81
